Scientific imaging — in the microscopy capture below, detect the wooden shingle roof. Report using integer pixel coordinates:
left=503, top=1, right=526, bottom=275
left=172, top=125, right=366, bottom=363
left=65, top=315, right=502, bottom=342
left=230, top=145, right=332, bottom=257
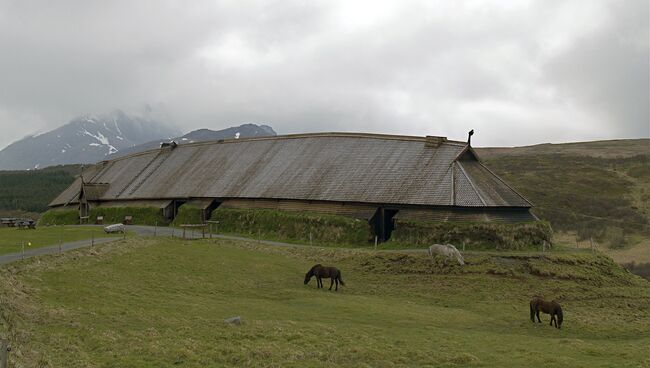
left=50, top=132, right=531, bottom=208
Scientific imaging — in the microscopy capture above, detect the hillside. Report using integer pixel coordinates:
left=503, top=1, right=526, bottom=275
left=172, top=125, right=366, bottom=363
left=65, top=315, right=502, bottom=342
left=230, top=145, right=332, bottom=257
left=477, top=139, right=650, bottom=246
left=0, top=110, right=181, bottom=170
left=0, top=165, right=80, bottom=216
left=1, top=237, right=648, bottom=367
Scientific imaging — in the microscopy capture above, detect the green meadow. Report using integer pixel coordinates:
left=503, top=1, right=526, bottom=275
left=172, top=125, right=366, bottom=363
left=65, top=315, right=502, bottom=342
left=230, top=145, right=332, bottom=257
left=0, top=226, right=121, bottom=255
left=1, top=237, right=648, bottom=367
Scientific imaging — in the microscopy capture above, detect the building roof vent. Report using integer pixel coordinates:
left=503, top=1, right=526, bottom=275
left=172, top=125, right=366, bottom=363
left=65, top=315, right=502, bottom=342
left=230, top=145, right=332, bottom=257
left=160, top=141, right=178, bottom=149
left=425, top=136, right=447, bottom=148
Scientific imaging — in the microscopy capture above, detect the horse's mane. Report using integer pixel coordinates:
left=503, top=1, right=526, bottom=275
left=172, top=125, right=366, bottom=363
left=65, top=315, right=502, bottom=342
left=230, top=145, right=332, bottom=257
left=309, top=264, right=322, bottom=272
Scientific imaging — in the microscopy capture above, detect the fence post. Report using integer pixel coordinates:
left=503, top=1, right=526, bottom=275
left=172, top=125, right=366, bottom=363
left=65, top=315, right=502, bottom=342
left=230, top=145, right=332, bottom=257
left=91, top=233, right=94, bottom=247
left=374, top=236, right=378, bottom=250
left=21, top=242, right=24, bottom=260
left=182, top=227, right=186, bottom=240
left=154, top=221, right=157, bottom=237
left=0, top=339, right=9, bottom=368
left=309, top=231, right=312, bottom=246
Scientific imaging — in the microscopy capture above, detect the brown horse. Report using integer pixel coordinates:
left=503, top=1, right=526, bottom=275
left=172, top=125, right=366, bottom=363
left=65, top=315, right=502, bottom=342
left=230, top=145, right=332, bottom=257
left=530, top=297, right=563, bottom=329
left=304, top=264, right=346, bottom=291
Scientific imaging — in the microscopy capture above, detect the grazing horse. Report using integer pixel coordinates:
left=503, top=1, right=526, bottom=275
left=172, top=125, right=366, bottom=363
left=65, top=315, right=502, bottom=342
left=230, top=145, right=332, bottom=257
left=304, top=264, right=346, bottom=291
left=530, top=297, right=563, bottom=329
left=428, top=244, right=465, bottom=265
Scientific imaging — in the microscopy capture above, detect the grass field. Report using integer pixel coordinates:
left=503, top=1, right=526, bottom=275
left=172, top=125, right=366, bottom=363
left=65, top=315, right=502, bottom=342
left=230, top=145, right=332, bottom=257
left=1, top=237, right=649, bottom=367
left=0, top=226, right=122, bottom=255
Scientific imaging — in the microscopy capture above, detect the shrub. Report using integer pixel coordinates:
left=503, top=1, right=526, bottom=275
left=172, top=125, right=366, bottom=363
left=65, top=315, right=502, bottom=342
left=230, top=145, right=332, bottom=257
left=604, top=226, right=628, bottom=249
left=389, top=220, right=553, bottom=250
left=171, top=204, right=204, bottom=226
left=209, top=208, right=372, bottom=246
left=38, top=208, right=79, bottom=225
left=89, top=206, right=168, bottom=226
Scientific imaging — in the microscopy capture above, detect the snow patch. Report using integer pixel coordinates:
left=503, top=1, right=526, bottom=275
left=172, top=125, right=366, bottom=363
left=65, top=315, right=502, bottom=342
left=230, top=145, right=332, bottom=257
left=82, top=129, right=110, bottom=145
left=89, top=143, right=101, bottom=146
left=61, top=149, right=66, bottom=153
left=116, top=136, right=123, bottom=140
left=113, top=117, right=123, bottom=135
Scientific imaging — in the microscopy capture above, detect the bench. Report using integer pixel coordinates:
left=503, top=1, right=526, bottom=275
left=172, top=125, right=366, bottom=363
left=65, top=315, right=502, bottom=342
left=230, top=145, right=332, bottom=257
left=16, top=219, right=36, bottom=230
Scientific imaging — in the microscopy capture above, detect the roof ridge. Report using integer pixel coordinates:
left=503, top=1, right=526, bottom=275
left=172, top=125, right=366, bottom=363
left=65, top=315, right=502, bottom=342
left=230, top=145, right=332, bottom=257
left=98, top=132, right=468, bottom=164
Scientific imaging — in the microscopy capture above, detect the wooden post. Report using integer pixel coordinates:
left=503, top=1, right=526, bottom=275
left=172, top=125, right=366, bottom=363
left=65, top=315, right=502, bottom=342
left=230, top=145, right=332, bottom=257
left=374, top=236, right=378, bottom=250
left=21, top=242, right=24, bottom=260
left=154, top=221, right=157, bottom=237
left=91, top=233, right=94, bottom=247
left=309, top=231, right=312, bottom=246
left=0, top=339, right=9, bottom=368
left=171, top=228, right=174, bottom=238
left=202, top=225, right=205, bottom=239
left=258, top=228, right=261, bottom=243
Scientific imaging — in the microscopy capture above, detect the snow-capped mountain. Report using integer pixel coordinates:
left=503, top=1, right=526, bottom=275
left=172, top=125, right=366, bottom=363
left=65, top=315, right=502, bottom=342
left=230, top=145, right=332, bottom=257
left=0, top=110, right=181, bottom=170
left=109, top=124, right=277, bottom=158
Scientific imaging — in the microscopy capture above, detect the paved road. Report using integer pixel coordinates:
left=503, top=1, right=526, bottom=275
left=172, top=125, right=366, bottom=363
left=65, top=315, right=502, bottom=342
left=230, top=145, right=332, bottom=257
left=0, top=236, right=118, bottom=265
left=0, top=225, right=318, bottom=266
left=0, top=225, right=559, bottom=266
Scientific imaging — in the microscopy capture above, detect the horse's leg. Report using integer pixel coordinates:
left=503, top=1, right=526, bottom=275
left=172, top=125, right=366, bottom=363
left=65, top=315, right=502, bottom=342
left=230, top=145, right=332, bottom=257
left=329, top=278, right=334, bottom=290
left=317, top=277, right=322, bottom=288
left=550, top=315, right=555, bottom=326
left=536, top=310, right=542, bottom=323
left=335, top=278, right=339, bottom=291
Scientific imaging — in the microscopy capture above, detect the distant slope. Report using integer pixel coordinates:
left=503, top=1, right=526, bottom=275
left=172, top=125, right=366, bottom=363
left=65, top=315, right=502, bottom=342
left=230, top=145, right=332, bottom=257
left=0, top=110, right=181, bottom=170
left=0, top=164, right=80, bottom=214
left=477, top=139, right=650, bottom=244
left=110, top=123, right=276, bottom=158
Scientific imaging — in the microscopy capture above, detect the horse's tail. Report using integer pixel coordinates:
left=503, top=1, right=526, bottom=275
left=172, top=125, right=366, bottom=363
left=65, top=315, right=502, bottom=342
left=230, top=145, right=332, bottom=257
left=338, top=271, right=345, bottom=286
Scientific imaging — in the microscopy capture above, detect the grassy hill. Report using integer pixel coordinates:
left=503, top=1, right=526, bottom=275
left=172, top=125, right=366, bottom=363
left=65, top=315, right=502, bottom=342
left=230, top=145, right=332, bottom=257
left=0, top=164, right=79, bottom=217
left=477, top=139, right=650, bottom=247
left=1, top=237, right=648, bottom=367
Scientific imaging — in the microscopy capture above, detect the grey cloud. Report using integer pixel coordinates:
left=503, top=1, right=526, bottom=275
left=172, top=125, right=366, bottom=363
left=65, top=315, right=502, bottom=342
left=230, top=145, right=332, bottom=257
left=0, top=0, right=647, bottom=149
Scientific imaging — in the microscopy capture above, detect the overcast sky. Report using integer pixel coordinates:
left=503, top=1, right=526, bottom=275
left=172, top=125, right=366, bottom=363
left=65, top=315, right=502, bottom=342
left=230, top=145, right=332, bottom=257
left=0, top=0, right=648, bottom=148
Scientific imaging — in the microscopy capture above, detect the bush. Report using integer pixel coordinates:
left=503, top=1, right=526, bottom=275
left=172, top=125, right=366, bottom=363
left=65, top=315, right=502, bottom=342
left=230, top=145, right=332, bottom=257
left=209, top=208, right=372, bottom=246
left=89, top=206, right=168, bottom=226
left=171, top=204, right=204, bottom=226
left=604, top=227, right=628, bottom=249
left=38, top=208, right=79, bottom=225
left=389, top=220, right=553, bottom=250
